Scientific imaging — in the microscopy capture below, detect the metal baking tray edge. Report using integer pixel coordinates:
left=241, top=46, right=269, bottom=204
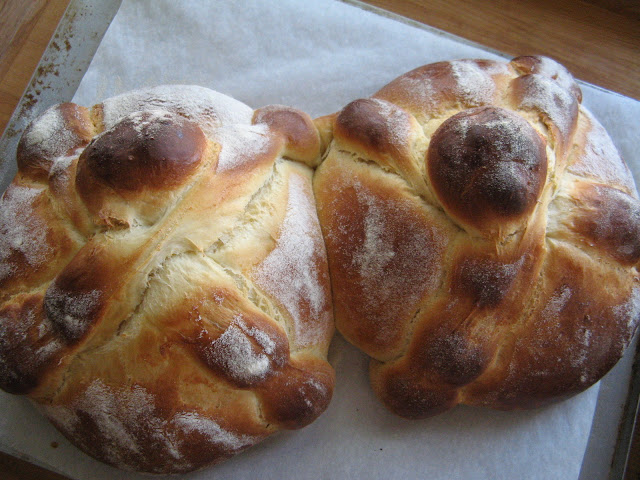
left=0, top=0, right=123, bottom=194
left=1, top=0, right=638, bottom=479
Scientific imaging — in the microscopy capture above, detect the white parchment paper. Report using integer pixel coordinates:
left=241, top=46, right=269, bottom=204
left=2, top=0, right=640, bottom=479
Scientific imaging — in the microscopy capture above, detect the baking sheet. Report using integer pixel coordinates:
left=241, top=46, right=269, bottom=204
left=1, top=0, right=640, bottom=479
left=0, top=0, right=122, bottom=194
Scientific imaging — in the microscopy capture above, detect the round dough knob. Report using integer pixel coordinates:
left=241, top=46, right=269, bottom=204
left=78, top=110, right=206, bottom=193
left=76, top=110, right=207, bottom=226
left=427, top=106, right=547, bottom=236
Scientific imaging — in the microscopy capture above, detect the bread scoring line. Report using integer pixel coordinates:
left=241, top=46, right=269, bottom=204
left=51, top=156, right=289, bottom=376
left=4, top=124, right=252, bottom=401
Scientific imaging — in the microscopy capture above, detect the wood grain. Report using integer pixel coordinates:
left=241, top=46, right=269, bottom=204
left=0, top=451, right=70, bottom=480
left=0, top=0, right=69, bottom=136
left=363, top=0, right=640, bottom=100
left=0, top=1, right=639, bottom=479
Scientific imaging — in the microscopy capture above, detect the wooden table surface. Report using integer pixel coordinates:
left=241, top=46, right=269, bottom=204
left=0, top=1, right=639, bottom=479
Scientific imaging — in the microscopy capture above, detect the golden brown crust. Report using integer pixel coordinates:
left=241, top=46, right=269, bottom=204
left=463, top=239, right=638, bottom=410
left=75, top=111, right=208, bottom=228
left=253, top=105, right=321, bottom=167
left=374, top=59, right=513, bottom=121
left=78, top=111, right=206, bottom=192
left=565, top=183, right=640, bottom=265
left=0, top=184, right=81, bottom=298
left=0, top=291, right=59, bottom=394
left=314, top=55, right=640, bottom=418
left=509, top=73, right=580, bottom=158
left=17, top=103, right=95, bottom=180
left=334, top=98, right=413, bottom=161
left=510, top=55, right=583, bottom=103
left=0, top=86, right=334, bottom=473
left=257, top=353, right=335, bottom=430
left=427, top=106, right=547, bottom=235
left=315, top=157, right=453, bottom=360
left=313, top=113, right=336, bottom=155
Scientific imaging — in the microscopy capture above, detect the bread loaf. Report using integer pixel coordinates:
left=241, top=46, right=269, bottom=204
left=313, top=56, right=640, bottom=418
left=0, top=86, right=334, bottom=472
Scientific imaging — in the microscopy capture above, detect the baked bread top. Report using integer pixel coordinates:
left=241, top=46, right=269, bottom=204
left=0, top=86, right=334, bottom=472
left=313, top=56, right=640, bottom=418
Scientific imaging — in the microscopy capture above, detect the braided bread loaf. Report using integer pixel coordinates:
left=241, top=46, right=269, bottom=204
left=313, top=56, right=640, bottom=418
left=0, top=86, right=334, bottom=472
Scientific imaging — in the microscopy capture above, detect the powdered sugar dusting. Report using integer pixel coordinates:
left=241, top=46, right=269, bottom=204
left=482, top=60, right=511, bottom=77
left=482, top=114, right=531, bottom=147
left=541, top=284, right=572, bottom=319
left=461, top=255, right=526, bottom=306
left=517, top=74, right=576, bottom=144
left=530, top=57, right=577, bottom=94
left=0, top=298, right=63, bottom=388
left=173, top=411, right=255, bottom=451
left=522, top=284, right=584, bottom=380
left=100, top=85, right=253, bottom=137
left=353, top=191, right=396, bottom=280
left=204, top=316, right=274, bottom=383
left=245, top=323, right=276, bottom=354
left=44, top=283, right=102, bottom=340
left=253, top=173, right=329, bottom=347
left=434, top=107, right=546, bottom=218
left=214, top=124, right=271, bottom=173
left=22, top=105, right=80, bottom=159
left=376, top=60, right=507, bottom=117
left=613, top=286, right=640, bottom=340
left=85, top=380, right=146, bottom=454
left=0, top=185, right=52, bottom=282
left=337, top=180, right=446, bottom=347
left=34, top=338, right=64, bottom=360
left=569, top=328, right=593, bottom=370
left=92, top=108, right=185, bottom=146
left=450, top=60, right=496, bottom=105
left=43, top=379, right=258, bottom=472
left=128, top=109, right=174, bottom=133
left=297, top=378, right=327, bottom=409
left=44, top=380, right=155, bottom=465
left=1, top=304, right=34, bottom=348
left=454, top=109, right=540, bottom=166
left=370, top=98, right=410, bottom=146
left=568, top=109, right=636, bottom=194
left=349, top=180, right=444, bottom=294
left=389, top=73, right=436, bottom=112
left=49, top=148, right=82, bottom=182
left=449, top=114, right=472, bottom=142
